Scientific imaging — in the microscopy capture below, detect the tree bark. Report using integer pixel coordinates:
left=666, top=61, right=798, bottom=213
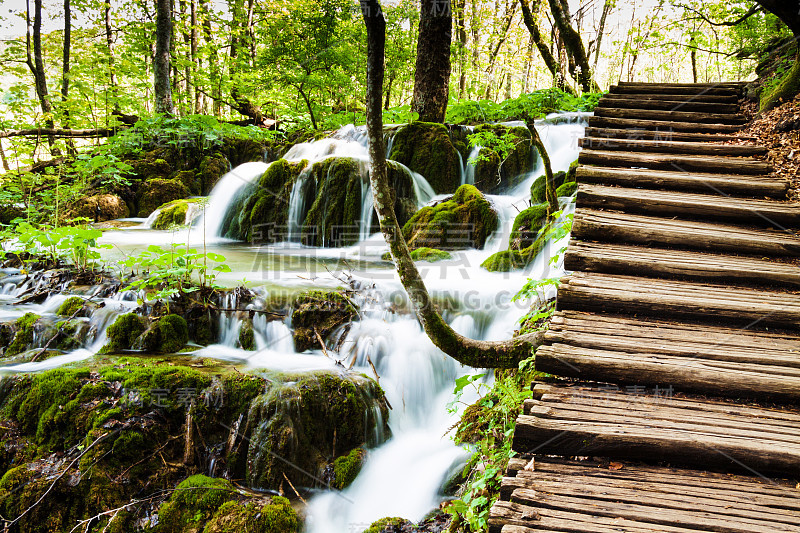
left=547, top=0, right=598, bottom=92
left=26, top=0, right=59, bottom=154
left=753, top=0, right=800, bottom=36
left=361, top=0, right=544, bottom=369
left=520, top=0, right=562, bottom=86
left=61, top=0, right=76, bottom=154
left=154, top=0, right=174, bottom=115
left=104, top=0, right=120, bottom=113
left=454, top=0, right=468, bottom=98
left=199, top=0, right=221, bottom=116
left=411, top=0, right=452, bottom=123
left=592, top=0, right=613, bottom=74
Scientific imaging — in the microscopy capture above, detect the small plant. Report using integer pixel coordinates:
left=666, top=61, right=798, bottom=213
left=9, top=222, right=110, bottom=271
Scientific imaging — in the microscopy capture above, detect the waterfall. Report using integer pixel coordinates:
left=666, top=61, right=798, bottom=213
left=286, top=171, right=313, bottom=243
left=461, top=145, right=481, bottom=186
left=199, top=161, right=271, bottom=238
left=359, top=175, right=375, bottom=241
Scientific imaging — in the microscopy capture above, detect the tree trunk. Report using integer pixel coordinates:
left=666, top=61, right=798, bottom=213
left=60, top=0, right=76, bottom=154
left=154, top=0, right=174, bottom=115
left=548, top=0, right=598, bottom=92
left=361, top=0, right=544, bottom=368
left=104, top=0, right=120, bottom=113
left=753, top=0, right=800, bottom=36
left=690, top=33, right=698, bottom=83
left=191, top=0, right=200, bottom=113
left=26, top=0, right=59, bottom=154
left=411, top=0, right=452, bottom=123
left=199, top=0, right=221, bottom=117
left=520, top=0, right=565, bottom=89
left=454, top=0, right=468, bottom=98
left=592, top=0, right=612, bottom=74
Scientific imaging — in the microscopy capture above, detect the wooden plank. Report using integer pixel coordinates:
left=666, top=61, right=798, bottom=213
left=577, top=184, right=798, bottom=225
left=512, top=415, right=800, bottom=475
left=610, top=84, right=740, bottom=96
left=535, top=345, right=800, bottom=402
left=506, top=458, right=800, bottom=500
left=587, top=116, right=742, bottom=133
left=579, top=136, right=766, bottom=156
left=575, top=166, right=788, bottom=198
left=595, top=97, right=739, bottom=113
left=600, top=92, right=739, bottom=105
left=572, top=210, right=800, bottom=257
left=594, top=107, right=747, bottom=125
left=617, top=81, right=746, bottom=87
left=564, top=241, right=800, bottom=287
left=579, top=149, right=771, bottom=175
left=557, top=272, right=800, bottom=327
left=510, top=489, right=792, bottom=533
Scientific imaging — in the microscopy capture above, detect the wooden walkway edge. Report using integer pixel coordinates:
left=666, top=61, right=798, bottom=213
left=489, top=82, right=800, bottom=533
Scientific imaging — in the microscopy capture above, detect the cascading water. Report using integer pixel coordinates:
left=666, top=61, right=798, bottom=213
left=461, top=144, right=481, bottom=186
left=1, top=116, right=586, bottom=531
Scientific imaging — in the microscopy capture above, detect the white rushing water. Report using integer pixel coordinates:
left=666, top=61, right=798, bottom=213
left=0, top=117, right=585, bottom=531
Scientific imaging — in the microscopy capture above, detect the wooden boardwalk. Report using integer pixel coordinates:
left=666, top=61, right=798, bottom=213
left=489, top=81, right=800, bottom=532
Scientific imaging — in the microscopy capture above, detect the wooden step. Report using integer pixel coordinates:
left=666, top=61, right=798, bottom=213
left=548, top=311, right=800, bottom=365
left=576, top=184, right=799, bottom=226
left=557, top=271, right=800, bottom=328
left=588, top=115, right=742, bottom=133
left=600, top=92, right=739, bottom=104
left=594, top=107, right=747, bottom=125
left=579, top=149, right=771, bottom=175
left=512, top=384, right=800, bottom=475
left=596, top=97, right=739, bottom=114
left=564, top=241, right=800, bottom=287
left=575, top=166, right=788, bottom=198
left=573, top=210, right=800, bottom=256
left=492, top=458, right=800, bottom=533
left=617, top=81, right=746, bottom=87
left=579, top=137, right=766, bottom=157
left=610, top=84, right=740, bottom=96
left=583, top=127, right=748, bottom=142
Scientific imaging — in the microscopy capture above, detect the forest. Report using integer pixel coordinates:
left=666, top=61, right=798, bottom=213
left=0, top=0, right=797, bottom=532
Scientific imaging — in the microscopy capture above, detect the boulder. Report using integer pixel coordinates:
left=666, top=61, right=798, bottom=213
left=150, top=198, right=204, bottom=230
left=137, top=178, right=190, bottom=217
left=389, top=121, right=461, bottom=194
left=509, top=203, right=548, bottom=251
left=402, top=184, right=498, bottom=250
left=246, top=371, right=389, bottom=490
left=471, top=124, right=535, bottom=193
left=291, top=289, right=358, bottom=352
left=66, top=193, right=129, bottom=222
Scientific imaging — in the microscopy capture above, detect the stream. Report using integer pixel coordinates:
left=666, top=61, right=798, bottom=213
left=0, top=114, right=586, bottom=531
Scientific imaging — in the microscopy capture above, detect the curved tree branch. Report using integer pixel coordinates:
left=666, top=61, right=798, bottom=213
left=361, top=0, right=544, bottom=369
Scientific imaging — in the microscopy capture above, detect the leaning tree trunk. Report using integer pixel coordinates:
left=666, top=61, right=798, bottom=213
left=361, top=0, right=544, bottom=369
left=154, top=0, right=174, bottom=115
left=520, top=0, right=577, bottom=94
left=26, top=0, right=59, bottom=154
left=548, top=0, right=598, bottom=92
left=411, top=0, right=452, bottom=123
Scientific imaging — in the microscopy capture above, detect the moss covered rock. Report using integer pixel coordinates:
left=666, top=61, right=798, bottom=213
left=129, top=156, right=171, bottom=180
left=362, top=517, right=414, bottom=533
left=199, top=153, right=230, bottom=194
left=482, top=220, right=553, bottom=272
left=203, top=498, right=300, bottom=533
left=389, top=121, right=461, bottom=194
left=402, top=184, right=498, bottom=250
left=104, top=313, right=147, bottom=352
left=66, top=193, right=130, bottom=222
left=221, top=158, right=306, bottom=241
left=530, top=158, right=578, bottom=204
left=556, top=180, right=577, bottom=197
left=409, top=247, right=452, bottom=262
left=471, top=124, right=534, bottom=193
left=134, top=314, right=189, bottom=353
left=330, top=447, right=366, bottom=490
left=246, top=371, right=389, bottom=490
left=151, top=198, right=204, bottom=230
left=4, top=313, right=39, bottom=357
left=137, top=178, right=190, bottom=217
left=0, top=205, right=25, bottom=225
left=291, top=290, right=358, bottom=352
left=509, top=203, right=548, bottom=251
left=239, top=318, right=256, bottom=351
left=56, top=296, right=86, bottom=317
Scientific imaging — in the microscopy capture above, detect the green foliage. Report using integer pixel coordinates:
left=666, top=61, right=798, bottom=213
left=446, top=373, right=534, bottom=531
left=71, top=153, right=134, bottom=191
left=446, top=89, right=602, bottom=125
left=118, top=244, right=231, bottom=304
left=10, top=222, right=110, bottom=271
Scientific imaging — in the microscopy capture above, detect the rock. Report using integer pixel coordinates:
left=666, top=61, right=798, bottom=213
left=471, top=124, right=534, bottom=193
left=530, top=158, right=578, bottom=204
left=222, top=158, right=306, bottom=241
left=128, top=156, right=171, bottom=180
left=172, top=170, right=200, bottom=195
left=150, top=198, right=204, bottom=230
left=482, top=218, right=553, bottom=272
left=3, top=313, right=39, bottom=357
left=133, top=314, right=189, bottom=353
left=402, top=184, right=499, bottom=250
left=238, top=318, right=256, bottom=350
left=0, top=205, right=24, bottom=225
left=65, top=193, right=129, bottom=222
left=104, top=313, right=147, bottom=352
left=329, top=447, right=366, bottom=490
left=246, top=371, right=389, bottom=490
left=556, top=180, right=577, bottom=197
left=291, top=290, right=358, bottom=352
left=225, top=138, right=269, bottom=167
left=509, top=203, right=548, bottom=251
left=409, top=247, right=452, bottom=262
left=137, top=178, right=190, bottom=217
left=362, top=517, right=415, bottom=533
left=56, top=296, right=88, bottom=317
left=198, top=152, right=230, bottom=194
left=153, top=475, right=300, bottom=533
left=389, top=122, right=461, bottom=194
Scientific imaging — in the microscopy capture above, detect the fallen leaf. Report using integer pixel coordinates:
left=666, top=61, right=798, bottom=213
left=609, top=462, right=624, bottom=471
